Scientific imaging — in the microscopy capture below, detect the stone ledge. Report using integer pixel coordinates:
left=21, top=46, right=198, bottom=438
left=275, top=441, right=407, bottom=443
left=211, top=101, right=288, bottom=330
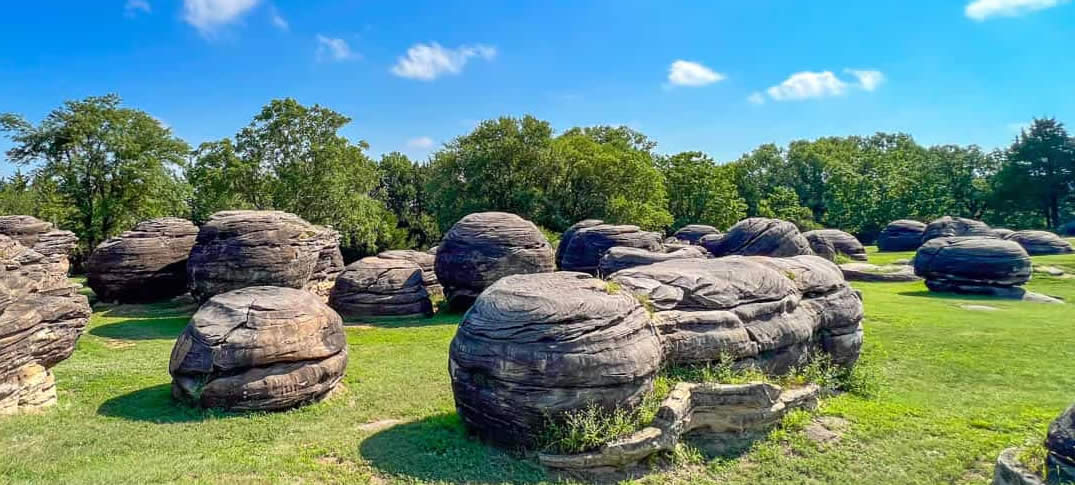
left=993, top=447, right=1045, bottom=485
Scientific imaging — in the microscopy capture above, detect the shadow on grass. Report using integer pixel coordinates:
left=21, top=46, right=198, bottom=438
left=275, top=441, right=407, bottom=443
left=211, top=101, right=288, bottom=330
left=97, top=383, right=228, bottom=423
left=93, top=297, right=199, bottom=318
left=90, top=316, right=189, bottom=340
left=896, top=290, right=1003, bottom=301
left=359, top=413, right=546, bottom=484
left=343, top=312, right=462, bottom=329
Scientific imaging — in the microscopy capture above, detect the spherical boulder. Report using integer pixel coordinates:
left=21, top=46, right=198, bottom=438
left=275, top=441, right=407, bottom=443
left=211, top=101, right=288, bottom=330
left=0, top=235, right=91, bottom=414
left=434, top=212, right=555, bottom=310
left=1046, top=403, right=1075, bottom=483
left=186, top=211, right=343, bottom=302
left=877, top=219, right=927, bottom=252
left=672, top=225, right=720, bottom=245
left=378, top=249, right=441, bottom=296
left=329, top=256, right=433, bottom=318
left=597, top=245, right=707, bottom=276
left=913, top=237, right=1031, bottom=294
left=450, top=272, right=662, bottom=448
left=702, top=218, right=813, bottom=258
left=168, top=286, right=347, bottom=411
left=803, top=229, right=867, bottom=262
left=1003, top=230, right=1073, bottom=256
left=86, top=218, right=198, bottom=303
left=921, top=216, right=992, bottom=243
left=557, top=220, right=663, bottom=274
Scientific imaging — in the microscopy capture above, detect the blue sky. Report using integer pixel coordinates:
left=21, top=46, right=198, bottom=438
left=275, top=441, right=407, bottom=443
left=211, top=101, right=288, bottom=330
left=2, top=0, right=1074, bottom=177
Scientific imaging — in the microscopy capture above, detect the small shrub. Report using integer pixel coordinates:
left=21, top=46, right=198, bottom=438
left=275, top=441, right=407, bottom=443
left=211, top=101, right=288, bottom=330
left=603, top=281, right=622, bottom=295
left=1018, top=442, right=1049, bottom=480
left=540, top=376, right=673, bottom=454
left=833, top=253, right=853, bottom=265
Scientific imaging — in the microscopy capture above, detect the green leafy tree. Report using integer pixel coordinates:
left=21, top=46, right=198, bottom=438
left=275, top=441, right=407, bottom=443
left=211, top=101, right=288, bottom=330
left=659, top=151, right=745, bottom=230
left=758, top=186, right=817, bottom=230
left=994, top=118, right=1075, bottom=228
left=185, top=139, right=255, bottom=223
left=375, top=152, right=441, bottom=248
left=731, top=144, right=788, bottom=217
left=1, top=94, right=190, bottom=252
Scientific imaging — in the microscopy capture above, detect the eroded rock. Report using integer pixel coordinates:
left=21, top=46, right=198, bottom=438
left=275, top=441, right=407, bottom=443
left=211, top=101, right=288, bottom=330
left=914, top=237, right=1031, bottom=295
left=804, top=229, right=867, bottom=262
left=329, top=256, right=433, bottom=318
left=86, top=218, right=198, bottom=303
left=877, top=219, right=926, bottom=252
left=672, top=225, right=720, bottom=245
left=702, top=218, right=813, bottom=258
left=1004, top=230, right=1074, bottom=256
left=1046, top=403, right=1075, bottom=483
left=597, top=246, right=707, bottom=276
left=921, top=216, right=993, bottom=243
left=378, top=249, right=442, bottom=297
left=168, top=286, right=347, bottom=411
left=839, top=263, right=921, bottom=282
left=558, top=221, right=663, bottom=274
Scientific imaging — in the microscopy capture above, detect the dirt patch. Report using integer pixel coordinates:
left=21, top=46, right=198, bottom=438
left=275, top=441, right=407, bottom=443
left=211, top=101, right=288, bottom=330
left=804, top=416, right=850, bottom=445
left=99, top=338, right=135, bottom=349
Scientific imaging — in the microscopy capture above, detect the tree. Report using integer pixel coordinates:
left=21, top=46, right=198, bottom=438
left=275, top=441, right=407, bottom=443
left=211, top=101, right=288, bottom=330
left=375, top=152, right=440, bottom=248
left=659, top=151, right=745, bottom=230
left=186, top=139, right=255, bottom=223
left=731, top=144, right=788, bottom=217
left=994, top=118, right=1075, bottom=228
left=1, top=94, right=190, bottom=252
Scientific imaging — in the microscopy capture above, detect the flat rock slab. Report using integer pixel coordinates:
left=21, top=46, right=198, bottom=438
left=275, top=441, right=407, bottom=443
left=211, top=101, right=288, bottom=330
left=839, top=263, right=921, bottom=282
left=878, top=219, right=926, bottom=252
left=87, top=218, right=198, bottom=303
left=702, top=218, right=813, bottom=258
left=959, top=304, right=1000, bottom=312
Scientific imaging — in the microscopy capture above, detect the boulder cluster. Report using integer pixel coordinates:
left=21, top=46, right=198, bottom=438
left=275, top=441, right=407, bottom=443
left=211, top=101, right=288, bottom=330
left=86, top=218, right=198, bottom=303
left=557, top=220, right=663, bottom=274
left=702, top=218, right=813, bottom=258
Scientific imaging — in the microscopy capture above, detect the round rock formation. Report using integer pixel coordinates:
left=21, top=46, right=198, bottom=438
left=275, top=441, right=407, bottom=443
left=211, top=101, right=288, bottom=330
left=186, top=211, right=343, bottom=302
left=434, top=212, right=555, bottom=311
left=378, top=249, right=441, bottom=296
left=921, top=216, right=992, bottom=243
left=597, top=245, right=707, bottom=276
left=803, top=229, right=867, bottom=262
left=86, top=218, right=198, bottom=303
left=449, top=272, right=662, bottom=448
left=913, top=237, right=1032, bottom=295
left=702, top=218, right=813, bottom=258
left=168, top=286, right=347, bottom=411
left=1003, top=230, right=1074, bottom=256
left=877, top=219, right=927, bottom=252
left=329, top=256, right=433, bottom=318
left=672, top=224, right=720, bottom=245
left=557, top=220, right=663, bottom=274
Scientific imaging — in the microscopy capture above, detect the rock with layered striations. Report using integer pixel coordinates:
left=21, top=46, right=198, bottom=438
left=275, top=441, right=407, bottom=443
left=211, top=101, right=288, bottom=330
left=1003, top=230, right=1074, bottom=256
left=702, top=218, right=813, bottom=258
left=0, top=215, right=78, bottom=287
left=803, top=229, right=867, bottom=262
left=611, top=255, right=864, bottom=372
left=992, top=228, right=1015, bottom=239
left=914, top=237, right=1032, bottom=296
left=557, top=221, right=663, bottom=274
left=86, top=218, right=198, bottom=303
left=449, top=272, right=662, bottom=448
left=672, top=225, right=720, bottom=245
left=921, top=216, right=992, bottom=244
left=877, top=219, right=927, bottom=252
left=378, top=249, right=441, bottom=296
left=0, top=235, right=91, bottom=414
left=839, top=263, right=921, bottom=282
left=329, top=256, right=433, bottom=318
left=435, top=212, right=555, bottom=310
left=597, top=246, right=707, bottom=276
left=169, top=286, right=347, bottom=411
left=186, top=211, right=343, bottom=302
left=1046, top=403, right=1075, bottom=483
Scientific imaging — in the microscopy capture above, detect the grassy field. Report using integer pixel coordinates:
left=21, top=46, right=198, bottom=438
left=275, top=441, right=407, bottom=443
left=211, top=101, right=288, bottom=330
left=2, top=244, right=1074, bottom=484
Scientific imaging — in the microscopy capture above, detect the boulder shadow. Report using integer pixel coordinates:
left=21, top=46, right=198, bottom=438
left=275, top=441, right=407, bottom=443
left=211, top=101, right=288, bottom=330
left=90, top=316, right=189, bottom=340
left=359, top=413, right=546, bottom=484
left=97, top=383, right=231, bottom=423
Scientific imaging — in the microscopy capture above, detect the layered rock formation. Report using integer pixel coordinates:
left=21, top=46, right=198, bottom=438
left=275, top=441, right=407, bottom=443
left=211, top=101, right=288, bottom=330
left=0, top=215, right=77, bottom=285
left=557, top=221, right=663, bottom=274
left=839, top=262, right=921, bottom=282
left=449, top=272, right=662, bottom=448
left=672, top=225, right=720, bottom=245
left=378, top=249, right=441, bottom=296
left=1004, top=230, right=1074, bottom=256
left=877, top=219, right=927, bottom=252
left=0, top=235, right=91, bottom=414
left=329, top=256, right=433, bottom=318
left=169, top=286, right=347, bottom=411
left=921, top=216, right=992, bottom=243
left=86, top=218, right=198, bottom=303
left=914, top=237, right=1039, bottom=299
left=803, top=229, right=867, bottom=262
left=1046, top=403, right=1075, bottom=483
left=186, top=211, right=343, bottom=302
left=702, top=218, right=813, bottom=258
left=596, top=246, right=707, bottom=276
left=434, top=212, right=555, bottom=310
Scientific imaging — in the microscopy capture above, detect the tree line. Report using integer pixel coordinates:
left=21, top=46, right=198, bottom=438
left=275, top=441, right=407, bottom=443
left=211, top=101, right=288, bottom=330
left=2, top=94, right=1073, bottom=261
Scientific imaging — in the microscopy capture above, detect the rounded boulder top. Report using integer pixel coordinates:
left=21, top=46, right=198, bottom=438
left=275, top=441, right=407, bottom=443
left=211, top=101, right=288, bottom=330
left=557, top=220, right=664, bottom=274
left=877, top=219, right=927, bottom=252
left=1003, top=230, right=1073, bottom=256
left=913, top=236, right=1031, bottom=289
left=86, top=217, right=198, bottom=303
left=803, top=229, right=867, bottom=262
left=921, top=216, right=992, bottom=244
left=672, top=224, right=721, bottom=244
left=702, top=217, right=813, bottom=258
left=329, top=256, right=433, bottom=318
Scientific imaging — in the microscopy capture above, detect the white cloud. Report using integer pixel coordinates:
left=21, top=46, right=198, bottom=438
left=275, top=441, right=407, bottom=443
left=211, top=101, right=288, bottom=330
left=269, top=6, right=288, bottom=30
left=391, top=43, right=497, bottom=81
left=125, top=0, right=151, bottom=17
left=183, top=0, right=260, bottom=35
left=316, top=35, right=357, bottom=61
left=666, top=60, right=725, bottom=87
left=406, top=136, right=435, bottom=149
left=846, top=69, right=885, bottom=91
left=766, top=71, right=849, bottom=101
left=965, top=0, right=1069, bottom=20
left=747, top=92, right=766, bottom=105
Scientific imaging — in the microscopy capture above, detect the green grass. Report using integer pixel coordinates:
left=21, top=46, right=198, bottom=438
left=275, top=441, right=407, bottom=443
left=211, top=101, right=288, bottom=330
left=2, top=248, right=1074, bottom=484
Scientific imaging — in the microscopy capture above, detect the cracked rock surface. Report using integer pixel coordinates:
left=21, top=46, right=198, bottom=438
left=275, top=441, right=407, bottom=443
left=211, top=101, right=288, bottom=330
left=702, top=218, right=813, bottom=258
left=168, top=286, right=347, bottom=411
left=378, top=249, right=441, bottom=296
left=330, top=256, right=433, bottom=318
left=186, top=211, right=343, bottom=302
left=557, top=220, right=663, bottom=274
left=434, top=212, right=554, bottom=311
left=803, top=229, right=867, bottom=262
left=87, top=218, right=198, bottom=303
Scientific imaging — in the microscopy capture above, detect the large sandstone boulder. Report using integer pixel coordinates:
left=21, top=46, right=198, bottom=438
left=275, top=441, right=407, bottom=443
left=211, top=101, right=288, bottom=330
left=0, top=235, right=91, bottom=414
left=557, top=221, right=663, bottom=274
left=168, top=286, right=347, bottom=411
left=611, top=255, right=863, bottom=372
left=186, top=211, right=343, bottom=302
left=877, top=219, right=926, bottom=252
left=1046, top=403, right=1075, bottom=483
left=921, top=216, right=992, bottom=244
left=329, top=256, right=433, bottom=318
left=434, top=212, right=555, bottom=311
left=0, top=215, right=77, bottom=286
left=1003, top=230, right=1074, bottom=256
left=378, top=249, right=441, bottom=296
left=702, top=218, right=813, bottom=258
left=804, top=229, right=867, bottom=262
left=672, top=225, right=720, bottom=245
left=86, top=218, right=198, bottom=303
left=450, top=272, right=662, bottom=448
left=597, top=246, right=707, bottom=276
left=913, top=237, right=1032, bottom=295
